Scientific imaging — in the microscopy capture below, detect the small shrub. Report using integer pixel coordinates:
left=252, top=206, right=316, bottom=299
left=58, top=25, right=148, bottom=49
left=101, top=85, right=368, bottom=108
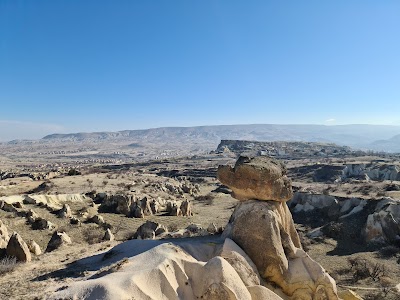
left=0, top=256, right=17, bottom=275
left=379, top=245, right=399, bottom=258
left=68, top=169, right=81, bottom=176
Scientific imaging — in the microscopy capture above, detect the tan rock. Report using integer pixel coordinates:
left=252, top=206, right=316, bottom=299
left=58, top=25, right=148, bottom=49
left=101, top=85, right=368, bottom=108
left=247, top=285, right=284, bottom=300
left=6, top=232, right=31, bottom=262
left=27, top=240, right=42, bottom=255
left=224, top=200, right=338, bottom=299
left=0, top=220, right=9, bottom=249
left=217, top=156, right=293, bottom=202
left=180, top=199, right=193, bottom=216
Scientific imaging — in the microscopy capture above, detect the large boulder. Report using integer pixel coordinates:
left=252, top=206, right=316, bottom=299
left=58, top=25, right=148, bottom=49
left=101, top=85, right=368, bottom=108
left=219, top=156, right=339, bottom=299
left=218, top=156, right=292, bottom=202
left=6, top=232, right=31, bottom=262
left=27, top=240, right=42, bottom=255
left=133, top=221, right=168, bottom=239
left=46, top=231, right=72, bottom=252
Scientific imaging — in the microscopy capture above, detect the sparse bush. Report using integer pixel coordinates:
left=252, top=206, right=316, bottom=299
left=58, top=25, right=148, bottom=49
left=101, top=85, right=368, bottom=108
left=348, top=257, right=387, bottom=282
left=102, top=180, right=108, bottom=187
left=82, top=227, right=102, bottom=245
left=68, top=169, right=81, bottom=176
left=379, top=245, right=399, bottom=258
left=0, top=256, right=17, bottom=275
left=194, top=194, right=214, bottom=205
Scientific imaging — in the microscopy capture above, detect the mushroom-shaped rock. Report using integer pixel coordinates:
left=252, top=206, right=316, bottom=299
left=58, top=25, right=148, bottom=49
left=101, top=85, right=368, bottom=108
left=218, top=156, right=339, bottom=299
left=6, top=232, right=31, bottom=262
left=46, top=231, right=72, bottom=252
left=218, top=156, right=293, bottom=202
left=103, top=228, right=114, bottom=241
left=27, top=240, right=42, bottom=255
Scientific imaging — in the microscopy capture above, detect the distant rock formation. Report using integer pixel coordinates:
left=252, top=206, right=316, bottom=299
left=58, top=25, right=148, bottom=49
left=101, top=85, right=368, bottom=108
left=342, top=163, right=400, bottom=181
left=219, top=156, right=339, bottom=300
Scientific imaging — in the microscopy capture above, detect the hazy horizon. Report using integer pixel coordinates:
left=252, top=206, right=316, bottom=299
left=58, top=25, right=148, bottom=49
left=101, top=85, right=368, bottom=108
left=1, top=2, right=399, bottom=141
left=2, top=122, right=400, bottom=143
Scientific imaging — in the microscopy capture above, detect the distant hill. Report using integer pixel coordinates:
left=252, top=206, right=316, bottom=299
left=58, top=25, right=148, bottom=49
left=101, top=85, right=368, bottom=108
left=41, top=124, right=400, bottom=152
left=369, top=134, right=400, bottom=152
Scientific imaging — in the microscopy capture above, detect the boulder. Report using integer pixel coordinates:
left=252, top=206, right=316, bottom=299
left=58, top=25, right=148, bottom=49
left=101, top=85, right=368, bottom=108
left=46, top=231, right=72, bottom=252
left=31, top=218, right=55, bottom=230
left=180, top=199, right=193, bottom=216
left=26, top=209, right=39, bottom=224
left=364, top=198, right=400, bottom=244
left=6, top=232, right=31, bottom=262
left=58, top=204, right=72, bottom=218
left=27, top=240, right=42, bottom=255
left=217, top=156, right=293, bottom=202
left=207, top=223, right=218, bottom=234
left=133, top=221, right=167, bottom=240
left=103, top=228, right=114, bottom=241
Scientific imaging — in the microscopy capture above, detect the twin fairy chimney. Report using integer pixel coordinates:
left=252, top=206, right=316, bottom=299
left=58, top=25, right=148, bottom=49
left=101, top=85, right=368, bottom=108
left=218, top=156, right=339, bottom=300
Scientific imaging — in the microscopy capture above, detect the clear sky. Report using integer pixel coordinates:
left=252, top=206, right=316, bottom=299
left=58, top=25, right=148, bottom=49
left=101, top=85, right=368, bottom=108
left=0, top=1, right=399, bottom=140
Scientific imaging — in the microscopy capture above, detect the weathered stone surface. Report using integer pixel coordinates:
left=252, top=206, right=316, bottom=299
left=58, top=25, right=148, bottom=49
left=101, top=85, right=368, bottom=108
left=364, top=198, right=400, bottom=244
left=6, top=232, right=31, bottom=262
left=223, top=200, right=338, bottom=299
left=0, top=219, right=9, bottom=248
left=27, top=240, right=42, bottom=255
left=46, top=231, right=72, bottom=252
left=217, top=156, right=293, bottom=202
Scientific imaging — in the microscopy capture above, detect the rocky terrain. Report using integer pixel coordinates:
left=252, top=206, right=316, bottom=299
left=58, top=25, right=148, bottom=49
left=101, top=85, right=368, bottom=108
left=0, top=138, right=400, bottom=299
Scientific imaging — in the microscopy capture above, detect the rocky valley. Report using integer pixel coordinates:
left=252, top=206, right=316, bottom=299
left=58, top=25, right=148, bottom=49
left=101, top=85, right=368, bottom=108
left=0, top=134, right=400, bottom=299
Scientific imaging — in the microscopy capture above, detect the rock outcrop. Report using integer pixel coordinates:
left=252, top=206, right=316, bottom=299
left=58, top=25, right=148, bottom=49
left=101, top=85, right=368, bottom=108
left=217, top=156, right=293, bottom=201
left=342, top=163, right=400, bottom=181
left=219, top=156, right=339, bottom=300
left=27, top=240, right=42, bottom=255
left=46, top=231, right=72, bottom=252
left=6, top=232, right=31, bottom=262
left=0, top=220, right=9, bottom=249
left=364, top=198, right=400, bottom=244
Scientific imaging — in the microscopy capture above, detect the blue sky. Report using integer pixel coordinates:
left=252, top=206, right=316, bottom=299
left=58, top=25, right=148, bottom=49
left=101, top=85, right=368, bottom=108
left=1, top=1, right=399, bottom=140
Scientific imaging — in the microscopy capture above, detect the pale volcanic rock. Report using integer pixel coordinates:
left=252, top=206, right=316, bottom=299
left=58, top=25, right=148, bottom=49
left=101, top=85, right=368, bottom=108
left=218, top=156, right=293, bottom=202
left=0, top=219, right=9, bottom=248
left=27, top=240, right=42, bottom=255
left=6, top=232, right=31, bottom=262
left=219, top=156, right=339, bottom=299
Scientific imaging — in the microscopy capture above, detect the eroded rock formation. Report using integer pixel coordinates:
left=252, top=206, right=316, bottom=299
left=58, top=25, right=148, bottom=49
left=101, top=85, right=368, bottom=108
left=219, top=155, right=339, bottom=300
